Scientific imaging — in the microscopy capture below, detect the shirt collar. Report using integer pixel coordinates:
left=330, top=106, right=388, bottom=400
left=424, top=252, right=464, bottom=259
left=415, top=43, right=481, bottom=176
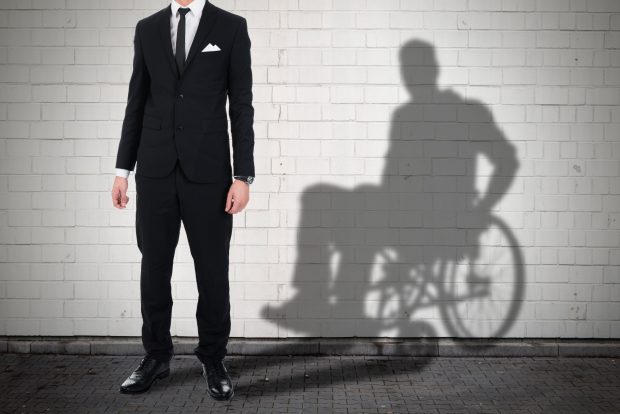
left=171, top=0, right=206, bottom=19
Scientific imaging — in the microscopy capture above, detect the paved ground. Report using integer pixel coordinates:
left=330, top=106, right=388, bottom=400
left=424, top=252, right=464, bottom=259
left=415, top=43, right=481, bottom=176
left=0, top=354, right=618, bottom=413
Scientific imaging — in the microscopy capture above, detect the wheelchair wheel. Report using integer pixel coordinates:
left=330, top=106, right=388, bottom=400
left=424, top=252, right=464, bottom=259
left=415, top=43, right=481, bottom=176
left=439, top=214, right=525, bottom=338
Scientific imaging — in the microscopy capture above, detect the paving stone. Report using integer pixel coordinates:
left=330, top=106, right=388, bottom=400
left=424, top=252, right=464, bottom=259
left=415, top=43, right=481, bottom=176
left=558, top=342, right=620, bottom=357
left=0, top=354, right=617, bottom=413
left=438, top=339, right=559, bottom=357
left=90, top=340, right=144, bottom=356
left=30, top=340, right=91, bottom=354
left=229, top=339, right=320, bottom=355
left=319, top=339, right=438, bottom=356
left=6, top=340, right=30, bottom=353
left=3, top=338, right=620, bottom=358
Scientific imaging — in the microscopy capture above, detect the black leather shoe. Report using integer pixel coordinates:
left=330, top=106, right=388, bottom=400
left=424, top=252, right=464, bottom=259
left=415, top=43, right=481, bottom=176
left=119, top=356, right=170, bottom=394
left=201, top=358, right=234, bottom=401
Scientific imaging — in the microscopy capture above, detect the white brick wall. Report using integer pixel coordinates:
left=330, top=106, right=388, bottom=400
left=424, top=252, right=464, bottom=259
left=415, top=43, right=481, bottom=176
left=0, top=0, right=619, bottom=339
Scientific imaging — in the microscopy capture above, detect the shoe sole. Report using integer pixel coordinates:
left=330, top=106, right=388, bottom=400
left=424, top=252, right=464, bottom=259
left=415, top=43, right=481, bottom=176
left=119, top=368, right=170, bottom=394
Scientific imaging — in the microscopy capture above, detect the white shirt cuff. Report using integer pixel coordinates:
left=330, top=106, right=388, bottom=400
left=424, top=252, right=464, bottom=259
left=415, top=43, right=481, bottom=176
left=116, top=168, right=130, bottom=179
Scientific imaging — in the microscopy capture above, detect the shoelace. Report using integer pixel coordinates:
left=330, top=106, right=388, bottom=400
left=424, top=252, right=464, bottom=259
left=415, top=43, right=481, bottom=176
left=132, top=357, right=156, bottom=379
left=205, top=360, right=227, bottom=378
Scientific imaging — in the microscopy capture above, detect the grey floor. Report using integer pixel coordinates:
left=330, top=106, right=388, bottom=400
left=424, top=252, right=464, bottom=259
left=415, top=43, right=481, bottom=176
left=0, top=354, right=618, bottom=413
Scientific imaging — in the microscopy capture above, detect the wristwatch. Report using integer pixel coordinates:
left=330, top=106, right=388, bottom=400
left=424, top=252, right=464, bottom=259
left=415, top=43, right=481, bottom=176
left=233, top=175, right=254, bottom=185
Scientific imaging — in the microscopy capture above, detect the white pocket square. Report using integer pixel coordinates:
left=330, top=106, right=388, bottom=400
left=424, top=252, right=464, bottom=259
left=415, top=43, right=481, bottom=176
left=202, top=43, right=221, bottom=52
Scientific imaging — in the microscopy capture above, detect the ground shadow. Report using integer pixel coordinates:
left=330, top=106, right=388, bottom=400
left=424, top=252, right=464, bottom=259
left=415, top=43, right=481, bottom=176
left=162, top=355, right=431, bottom=399
left=260, top=38, right=524, bottom=346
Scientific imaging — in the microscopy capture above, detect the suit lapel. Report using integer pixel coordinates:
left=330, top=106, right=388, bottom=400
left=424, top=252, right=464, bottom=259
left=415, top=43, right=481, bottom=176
left=158, top=1, right=219, bottom=79
left=158, top=4, right=178, bottom=78
left=183, top=1, right=219, bottom=76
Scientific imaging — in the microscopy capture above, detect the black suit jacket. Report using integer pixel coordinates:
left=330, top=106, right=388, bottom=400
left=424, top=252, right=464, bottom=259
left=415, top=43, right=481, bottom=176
left=115, top=1, right=255, bottom=183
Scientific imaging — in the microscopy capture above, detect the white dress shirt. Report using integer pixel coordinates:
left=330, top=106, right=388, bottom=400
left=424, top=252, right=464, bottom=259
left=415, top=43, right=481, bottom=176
left=115, top=0, right=206, bottom=179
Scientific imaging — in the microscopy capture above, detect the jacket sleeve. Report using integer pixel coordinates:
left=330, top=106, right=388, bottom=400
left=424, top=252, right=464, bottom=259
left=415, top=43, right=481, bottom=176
left=227, top=17, right=255, bottom=177
left=115, top=20, right=150, bottom=172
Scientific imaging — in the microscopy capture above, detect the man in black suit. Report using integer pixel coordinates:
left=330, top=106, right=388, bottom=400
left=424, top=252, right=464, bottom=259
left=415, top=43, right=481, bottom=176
left=110, top=0, right=254, bottom=401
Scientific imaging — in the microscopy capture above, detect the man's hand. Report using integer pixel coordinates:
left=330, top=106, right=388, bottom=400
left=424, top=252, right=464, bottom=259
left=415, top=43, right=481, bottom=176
left=112, top=176, right=130, bottom=209
left=225, top=179, right=250, bottom=214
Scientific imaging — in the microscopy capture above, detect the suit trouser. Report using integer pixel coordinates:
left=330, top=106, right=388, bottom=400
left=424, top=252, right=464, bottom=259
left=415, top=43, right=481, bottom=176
left=135, top=159, right=233, bottom=363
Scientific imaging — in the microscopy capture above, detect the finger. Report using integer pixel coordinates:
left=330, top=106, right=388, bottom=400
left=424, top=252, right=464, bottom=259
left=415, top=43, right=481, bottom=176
left=121, top=192, right=129, bottom=208
left=112, top=188, right=121, bottom=208
left=229, top=198, right=239, bottom=214
left=225, top=190, right=234, bottom=212
left=232, top=196, right=243, bottom=214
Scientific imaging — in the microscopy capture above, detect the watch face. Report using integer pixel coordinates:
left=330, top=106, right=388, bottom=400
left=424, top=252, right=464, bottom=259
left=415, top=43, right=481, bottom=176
left=235, top=176, right=254, bottom=184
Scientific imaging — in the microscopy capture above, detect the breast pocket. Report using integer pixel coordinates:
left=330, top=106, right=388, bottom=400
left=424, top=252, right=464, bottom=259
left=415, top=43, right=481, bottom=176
left=196, top=50, right=227, bottom=82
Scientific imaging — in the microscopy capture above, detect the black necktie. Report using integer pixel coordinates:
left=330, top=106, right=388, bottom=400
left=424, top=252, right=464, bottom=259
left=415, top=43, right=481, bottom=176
left=175, top=7, right=191, bottom=77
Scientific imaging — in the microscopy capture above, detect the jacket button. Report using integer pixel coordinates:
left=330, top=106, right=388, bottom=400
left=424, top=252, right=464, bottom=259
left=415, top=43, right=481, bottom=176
left=177, top=125, right=184, bottom=131
left=178, top=94, right=184, bottom=99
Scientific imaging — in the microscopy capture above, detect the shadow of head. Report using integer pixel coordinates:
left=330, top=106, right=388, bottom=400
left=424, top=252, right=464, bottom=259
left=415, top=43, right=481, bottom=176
left=400, top=39, right=440, bottom=96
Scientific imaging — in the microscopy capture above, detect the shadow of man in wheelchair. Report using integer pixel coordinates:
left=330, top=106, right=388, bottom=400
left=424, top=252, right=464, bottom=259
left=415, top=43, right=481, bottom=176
left=261, top=38, right=522, bottom=350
